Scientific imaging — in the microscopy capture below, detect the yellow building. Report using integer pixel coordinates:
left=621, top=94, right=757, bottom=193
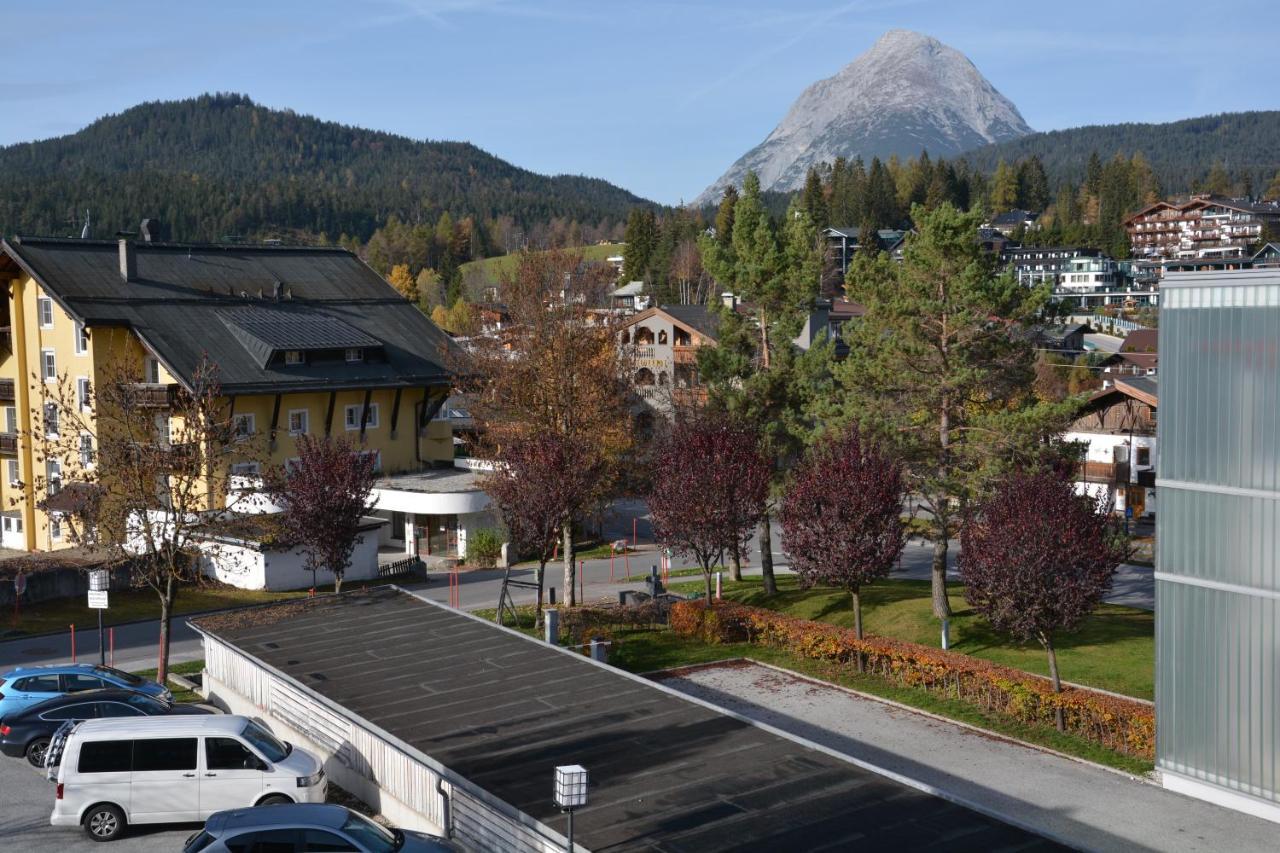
left=0, top=234, right=491, bottom=564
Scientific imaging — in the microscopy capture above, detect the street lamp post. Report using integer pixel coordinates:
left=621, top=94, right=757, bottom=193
left=554, top=764, right=588, bottom=852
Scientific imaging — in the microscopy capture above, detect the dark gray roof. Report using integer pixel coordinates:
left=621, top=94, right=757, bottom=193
left=659, top=305, right=720, bottom=340
left=1, top=237, right=454, bottom=394
left=193, top=589, right=1060, bottom=852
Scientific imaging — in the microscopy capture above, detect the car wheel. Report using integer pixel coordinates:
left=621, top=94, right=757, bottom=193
left=83, top=803, right=126, bottom=842
left=258, top=794, right=292, bottom=806
left=25, top=737, right=51, bottom=768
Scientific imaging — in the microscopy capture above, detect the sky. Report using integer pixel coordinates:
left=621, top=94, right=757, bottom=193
left=4, top=0, right=1278, bottom=205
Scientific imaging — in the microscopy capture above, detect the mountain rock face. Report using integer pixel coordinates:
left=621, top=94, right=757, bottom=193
left=697, top=30, right=1032, bottom=204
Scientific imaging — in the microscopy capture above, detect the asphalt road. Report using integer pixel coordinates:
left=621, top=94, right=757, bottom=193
left=0, top=748, right=198, bottom=852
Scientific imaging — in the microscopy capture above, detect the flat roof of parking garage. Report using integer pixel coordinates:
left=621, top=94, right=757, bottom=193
left=193, top=588, right=1060, bottom=852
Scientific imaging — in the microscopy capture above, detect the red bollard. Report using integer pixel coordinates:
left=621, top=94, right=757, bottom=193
left=610, top=545, right=616, bottom=582
left=109, top=627, right=115, bottom=667
left=70, top=623, right=76, bottom=663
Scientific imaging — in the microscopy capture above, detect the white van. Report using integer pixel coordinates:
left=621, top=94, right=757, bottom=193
left=49, top=714, right=326, bottom=842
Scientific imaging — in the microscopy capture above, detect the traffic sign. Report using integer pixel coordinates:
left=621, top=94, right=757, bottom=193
left=87, top=590, right=109, bottom=609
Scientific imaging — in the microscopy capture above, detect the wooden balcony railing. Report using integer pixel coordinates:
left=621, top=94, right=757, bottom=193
left=0, top=377, right=13, bottom=403
left=1078, top=461, right=1131, bottom=483
left=0, top=432, right=16, bottom=455
left=673, top=345, right=698, bottom=364
left=119, top=383, right=179, bottom=408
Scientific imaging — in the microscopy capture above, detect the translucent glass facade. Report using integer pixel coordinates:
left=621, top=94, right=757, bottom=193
left=1158, top=269, right=1280, bottom=808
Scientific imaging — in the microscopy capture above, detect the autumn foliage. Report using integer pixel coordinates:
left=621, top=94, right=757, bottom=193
left=780, top=426, right=904, bottom=640
left=959, top=468, right=1126, bottom=728
left=671, top=599, right=1154, bottom=758
left=648, top=414, right=771, bottom=602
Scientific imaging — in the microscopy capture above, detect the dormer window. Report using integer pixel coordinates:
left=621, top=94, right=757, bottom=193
left=345, top=348, right=364, bottom=363
left=284, top=350, right=305, bottom=365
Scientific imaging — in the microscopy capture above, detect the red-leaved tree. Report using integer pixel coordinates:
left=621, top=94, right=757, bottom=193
left=649, top=415, right=770, bottom=603
left=264, top=434, right=378, bottom=594
left=959, top=468, right=1127, bottom=730
left=780, top=426, right=904, bottom=645
left=481, top=432, right=607, bottom=624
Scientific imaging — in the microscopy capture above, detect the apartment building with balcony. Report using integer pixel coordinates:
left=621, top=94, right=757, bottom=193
left=1125, top=195, right=1280, bottom=261
left=618, top=305, right=719, bottom=418
left=0, top=234, right=492, bottom=569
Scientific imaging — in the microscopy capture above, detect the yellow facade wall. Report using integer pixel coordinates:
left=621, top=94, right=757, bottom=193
left=1, top=271, right=452, bottom=551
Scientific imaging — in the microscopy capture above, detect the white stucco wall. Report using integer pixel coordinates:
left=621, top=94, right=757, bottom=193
left=199, top=530, right=382, bottom=591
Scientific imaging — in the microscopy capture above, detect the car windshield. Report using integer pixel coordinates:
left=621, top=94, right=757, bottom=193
left=92, top=666, right=144, bottom=686
left=341, top=812, right=401, bottom=853
left=240, top=720, right=289, bottom=763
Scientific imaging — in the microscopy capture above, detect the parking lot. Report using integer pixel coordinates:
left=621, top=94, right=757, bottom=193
left=0, top=754, right=197, bottom=852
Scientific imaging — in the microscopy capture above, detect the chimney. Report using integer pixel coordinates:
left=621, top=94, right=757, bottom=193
left=721, top=292, right=737, bottom=310
left=118, top=239, right=137, bottom=282
left=138, top=218, right=165, bottom=243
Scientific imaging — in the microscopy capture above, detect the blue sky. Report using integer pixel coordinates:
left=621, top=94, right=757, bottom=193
left=4, top=0, right=1278, bottom=204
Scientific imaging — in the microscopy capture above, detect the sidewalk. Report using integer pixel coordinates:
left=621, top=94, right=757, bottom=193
left=660, top=660, right=1272, bottom=852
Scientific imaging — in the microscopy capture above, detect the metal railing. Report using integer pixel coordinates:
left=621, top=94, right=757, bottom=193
left=378, top=556, right=424, bottom=578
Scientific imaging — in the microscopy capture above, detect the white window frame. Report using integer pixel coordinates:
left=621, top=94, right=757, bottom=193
left=144, top=356, right=161, bottom=385
left=79, top=432, right=95, bottom=468
left=284, top=350, right=305, bottom=365
left=232, top=413, right=256, bottom=440
left=74, top=322, right=89, bottom=355
left=344, top=348, right=364, bottom=363
left=6, top=459, right=19, bottom=486
left=287, top=409, right=309, bottom=436
left=44, top=402, right=59, bottom=438
left=77, top=377, right=91, bottom=412
left=344, top=403, right=379, bottom=430
left=38, top=296, right=54, bottom=329
left=357, top=449, right=382, bottom=473
left=46, top=459, right=61, bottom=493
left=3, top=406, right=15, bottom=435
left=50, top=513, right=62, bottom=541
left=42, top=349, right=56, bottom=382
left=230, top=462, right=261, bottom=477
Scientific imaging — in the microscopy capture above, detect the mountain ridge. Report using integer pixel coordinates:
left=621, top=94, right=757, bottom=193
left=696, top=30, right=1031, bottom=204
left=0, top=93, right=653, bottom=244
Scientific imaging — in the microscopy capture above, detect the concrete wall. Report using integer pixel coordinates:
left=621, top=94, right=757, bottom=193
left=198, top=530, right=381, bottom=591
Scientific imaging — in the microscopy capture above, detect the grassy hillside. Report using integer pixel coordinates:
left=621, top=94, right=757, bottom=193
left=459, top=243, right=624, bottom=289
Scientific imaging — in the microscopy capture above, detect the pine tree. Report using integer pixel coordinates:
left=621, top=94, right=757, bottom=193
left=1016, top=156, right=1050, bottom=212
left=990, top=159, right=1019, bottom=213
left=1202, top=162, right=1232, bottom=195
left=623, top=208, right=658, bottom=281
left=801, top=167, right=829, bottom=230
left=714, top=186, right=738, bottom=249
left=1264, top=170, right=1280, bottom=201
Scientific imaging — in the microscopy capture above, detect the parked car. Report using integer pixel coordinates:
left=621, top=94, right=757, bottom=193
left=0, top=688, right=215, bottom=767
left=48, top=714, right=325, bottom=842
left=0, top=664, right=172, bottom=718
left=184, top=803, right=458, bottom=852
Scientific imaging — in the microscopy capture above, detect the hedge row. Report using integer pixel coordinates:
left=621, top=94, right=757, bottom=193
left=670, top=599, right=1155, bottom=759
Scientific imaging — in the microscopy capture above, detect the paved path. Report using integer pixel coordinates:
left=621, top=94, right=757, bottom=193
left=661, top=661, right=1274, bottom=853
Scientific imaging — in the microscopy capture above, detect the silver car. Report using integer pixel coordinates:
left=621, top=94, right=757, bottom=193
left=184, top=802, right=457, bottom=852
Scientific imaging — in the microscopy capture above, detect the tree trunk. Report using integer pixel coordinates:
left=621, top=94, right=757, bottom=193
left=562, top=521, right=576, bottom=607
left=334, top=572, right=344, bottom=595
left=1045, top=635, right=1065, bottom=732
left=930, top=533, right=951, bottom=618
left=758, top=515, right=777, bottom=595
left=730, top=543, right=742, bottom=582
left=156, top=576, right=175, bottom=685
left=704, top=565, right=714, bottom=604
left=851, top=587, right=865, bottom=674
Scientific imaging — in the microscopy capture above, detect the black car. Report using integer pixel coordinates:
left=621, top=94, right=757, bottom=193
left=0, top=688, right=214, bottom=766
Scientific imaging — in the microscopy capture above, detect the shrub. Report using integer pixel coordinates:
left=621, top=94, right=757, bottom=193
left=466, top=528, right=505, bottom=568
left=669, top=600, right=1155, bottom=759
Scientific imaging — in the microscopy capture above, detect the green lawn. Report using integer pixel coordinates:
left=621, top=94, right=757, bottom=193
left=669, top=576, right=1154, bottom=700
left=459, top=243, right=622, bottom=288
left=133, top=659, right=206, bottom=703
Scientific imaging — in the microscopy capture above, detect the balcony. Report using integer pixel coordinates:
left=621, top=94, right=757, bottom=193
left=1079, top=461, right=1130, bottom=483
left=672, top=387, right=708, bottom=408
left=0, top=432, right=16, bottom=455
left=673, top=345, right=698, bottom=364
left=119, top=383, right=180, bottom=408
left=0, top=326, right=10, bottom=353
left=0, top=377, right=13, bottom=403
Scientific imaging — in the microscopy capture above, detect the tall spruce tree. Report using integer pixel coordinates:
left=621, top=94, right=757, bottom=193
left=826, top=203, right=1077, bottom=619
